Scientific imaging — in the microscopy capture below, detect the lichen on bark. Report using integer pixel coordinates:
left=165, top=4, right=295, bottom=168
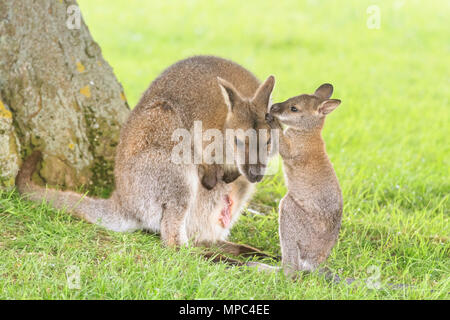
left=0, top=0, right=130, bottom=193
left=0, top=97, right=20, bottom=188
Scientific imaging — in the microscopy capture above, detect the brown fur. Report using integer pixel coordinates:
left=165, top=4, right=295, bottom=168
left=16, top=55, right=276, bottom=253
left=267, top=83, right=343, bottom=275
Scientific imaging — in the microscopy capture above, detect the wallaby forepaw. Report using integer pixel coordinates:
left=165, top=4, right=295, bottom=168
left=222, top=169, right=241, bottom=184
left=201, top=173, right=218, bottom=190
left=199, top=164, right=225, bottom=190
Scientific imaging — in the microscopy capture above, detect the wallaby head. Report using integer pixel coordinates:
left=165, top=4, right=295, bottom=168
left=269, top=83, right=341, bottom=131
left=217, top=75, right=276, bottom=183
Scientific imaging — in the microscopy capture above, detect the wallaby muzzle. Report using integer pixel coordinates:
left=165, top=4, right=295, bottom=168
left=243, top=164, right=265, bottom=183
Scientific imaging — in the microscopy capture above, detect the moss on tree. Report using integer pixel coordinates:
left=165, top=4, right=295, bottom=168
left=0, top=0, right=130, bottom=194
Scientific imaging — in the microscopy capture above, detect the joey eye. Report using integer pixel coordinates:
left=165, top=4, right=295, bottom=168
left=291, top=106, right=298, bottom=112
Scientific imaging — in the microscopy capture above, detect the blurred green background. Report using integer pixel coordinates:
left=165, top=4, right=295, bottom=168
left=78, top=0, right=449, bottom=298
left=0, top=0, right=448, bottom=299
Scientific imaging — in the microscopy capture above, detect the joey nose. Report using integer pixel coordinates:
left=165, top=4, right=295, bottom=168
left=270, top=103, right=280, bottom=113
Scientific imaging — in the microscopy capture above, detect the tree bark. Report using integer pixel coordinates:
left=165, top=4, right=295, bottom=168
left=0, top=0, right=130, bottom=193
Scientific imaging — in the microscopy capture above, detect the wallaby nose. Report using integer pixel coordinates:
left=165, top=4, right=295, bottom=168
left=248, top=166, right=259, bottom=178
left=270, top=103, right=280, bottom=113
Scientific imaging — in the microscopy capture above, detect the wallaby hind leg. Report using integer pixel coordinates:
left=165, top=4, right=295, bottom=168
left=217, top=241, right=279, bottom=260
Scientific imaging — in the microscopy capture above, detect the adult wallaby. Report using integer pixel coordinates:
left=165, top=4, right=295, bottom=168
left=16, top=56, right=276, bottom=255
left=266, top=83, right=343, bottom=276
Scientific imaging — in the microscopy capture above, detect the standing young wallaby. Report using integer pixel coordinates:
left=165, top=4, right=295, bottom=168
left=267, top=83, right=343, bottom=276
left=16, top=56, right=276, bottom=257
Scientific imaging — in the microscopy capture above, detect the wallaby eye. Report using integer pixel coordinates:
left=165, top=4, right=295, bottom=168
left=291, top=106, right=298, bottom=112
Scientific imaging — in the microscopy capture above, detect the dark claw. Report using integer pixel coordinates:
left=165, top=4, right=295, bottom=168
left=223, top=170, right=241, bottom=184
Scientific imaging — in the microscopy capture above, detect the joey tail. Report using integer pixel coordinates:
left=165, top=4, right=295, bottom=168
left=15, top=151, right=138, bottom=232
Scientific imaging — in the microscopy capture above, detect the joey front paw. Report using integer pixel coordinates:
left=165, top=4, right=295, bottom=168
left=199, top=164, right=224, bottom=190
left=201, top=172, right=218, bottom=190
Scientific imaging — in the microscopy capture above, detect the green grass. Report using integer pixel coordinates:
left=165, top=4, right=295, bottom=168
left=1, top=0, right=449, bottom=299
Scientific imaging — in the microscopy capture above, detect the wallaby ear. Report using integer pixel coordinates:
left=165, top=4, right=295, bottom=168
left=317, top=99, right=341, bottom=115
left=217, top=77, right=242, bottom=112
left=252, top=75, right=275, bottom=110
left=314, top=83, right=334, bottom=99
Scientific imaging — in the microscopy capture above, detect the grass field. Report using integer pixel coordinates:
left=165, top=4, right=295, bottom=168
left=1, top=0, right=449, bottom=299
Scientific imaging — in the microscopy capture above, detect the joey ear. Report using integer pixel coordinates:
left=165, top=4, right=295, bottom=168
left=217, top=77, right=242, bottom=112
left=252, top=75, right=275, bottom=111
left=317, top=99, right=341, bottom=115
left=314, top=83, right=334, bottom=99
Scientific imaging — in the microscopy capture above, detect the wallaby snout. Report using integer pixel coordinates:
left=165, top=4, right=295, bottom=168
left=247, top=164, right=265, bottom=183
left=219, top=75, right=277, bottom=184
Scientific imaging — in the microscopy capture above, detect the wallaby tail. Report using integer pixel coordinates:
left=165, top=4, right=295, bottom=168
left=15, top=151, right=138, bottom=232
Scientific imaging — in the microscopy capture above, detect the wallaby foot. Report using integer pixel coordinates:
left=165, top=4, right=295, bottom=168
left=246, top=261, right=281, bottom=273
left=217, top=241, right=278, bottom=260
left=202, top=252, right=246, bottom=266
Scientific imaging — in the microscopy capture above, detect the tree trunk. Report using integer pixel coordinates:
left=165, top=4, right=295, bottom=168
left=0, top=0, right=130, bottom=193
